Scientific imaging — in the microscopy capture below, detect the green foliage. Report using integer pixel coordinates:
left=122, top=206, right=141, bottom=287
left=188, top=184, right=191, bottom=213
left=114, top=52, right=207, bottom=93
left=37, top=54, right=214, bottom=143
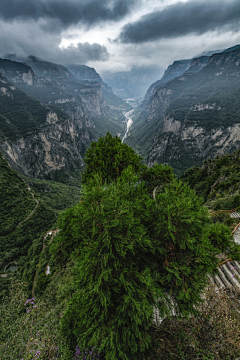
left=0, top=276, right=73, bottom=360
left=0, top=154, right=36, bottom=236
left=207, top=222, right=239, bottom=258
left=148, top=180, right=240, bottom=313
left=180, top=149, right=240, bottom=209
left=49, top=164, right=236, bottom=359
left=0, top=152, right=83, bottom=292
left=24, top=176, right=82, bottom=214
left=81, top=131, right=144, bottom=187
left=0, top=154, right=55, bottom=272
left=81, top=130, right=175, bottom=197
left=52, top=166, right=158, bottom=359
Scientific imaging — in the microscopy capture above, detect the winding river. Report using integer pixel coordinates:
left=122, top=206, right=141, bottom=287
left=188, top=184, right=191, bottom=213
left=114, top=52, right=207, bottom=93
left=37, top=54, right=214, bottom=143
left=122, top=109, right=134, bottom=143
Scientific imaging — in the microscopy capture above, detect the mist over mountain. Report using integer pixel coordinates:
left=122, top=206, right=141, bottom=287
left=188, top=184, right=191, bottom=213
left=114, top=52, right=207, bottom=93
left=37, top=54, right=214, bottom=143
left=100, top=66, right=163, bottom=99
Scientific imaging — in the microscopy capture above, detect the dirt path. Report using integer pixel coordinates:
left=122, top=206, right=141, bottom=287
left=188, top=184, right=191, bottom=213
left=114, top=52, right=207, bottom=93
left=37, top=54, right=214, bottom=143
left=15, top=186, right=39, bottom=230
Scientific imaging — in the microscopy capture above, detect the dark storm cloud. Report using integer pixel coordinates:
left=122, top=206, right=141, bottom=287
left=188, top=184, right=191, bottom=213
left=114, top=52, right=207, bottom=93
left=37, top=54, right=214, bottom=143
left=118, top=0, right=240, bottom=43
left=0, top=22, right=109, bottom=65
left=65, top=43, right=109, bottom=62
left=0, top=0, right=137, bottom=29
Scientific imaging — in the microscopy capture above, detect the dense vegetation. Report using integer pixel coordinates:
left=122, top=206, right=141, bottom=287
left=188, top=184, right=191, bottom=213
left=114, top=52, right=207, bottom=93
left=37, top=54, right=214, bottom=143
left=14, top=132, right=237, bottom=359
left=180, top=148, right=240, bottom=210
left=0, top=153, right=82, bottom=281
left=1, top=132, right=240, bottom=359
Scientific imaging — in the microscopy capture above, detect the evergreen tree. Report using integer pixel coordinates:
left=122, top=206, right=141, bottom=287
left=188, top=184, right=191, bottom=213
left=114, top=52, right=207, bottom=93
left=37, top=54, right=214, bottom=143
left=81, top=130, right=175, bottom=198
left=81, top=131, right=144, bottom=187
left=50, top=166, right=240, bottom=359
left=56, top=166, right=161, bottom=359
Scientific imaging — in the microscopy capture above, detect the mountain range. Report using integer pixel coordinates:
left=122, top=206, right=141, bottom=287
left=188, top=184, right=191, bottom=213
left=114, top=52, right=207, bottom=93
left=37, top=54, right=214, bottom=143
left=1, top=43, right=240, bottom=277
left=125, top=45, right=240, bottom=176
left=0, top=55, right=130, bottom=181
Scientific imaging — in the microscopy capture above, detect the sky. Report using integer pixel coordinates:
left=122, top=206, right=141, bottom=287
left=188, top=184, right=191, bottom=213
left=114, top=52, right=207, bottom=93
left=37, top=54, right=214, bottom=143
left=0, top=0, right=240, bottom=77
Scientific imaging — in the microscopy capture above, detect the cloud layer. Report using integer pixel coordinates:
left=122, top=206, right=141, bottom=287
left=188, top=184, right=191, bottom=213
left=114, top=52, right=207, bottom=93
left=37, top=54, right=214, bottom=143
left=0, top=0, right=137, bottom=29
left=0, top=0, right=240, bottom=73
left=118, top=0, right=240, bottom=43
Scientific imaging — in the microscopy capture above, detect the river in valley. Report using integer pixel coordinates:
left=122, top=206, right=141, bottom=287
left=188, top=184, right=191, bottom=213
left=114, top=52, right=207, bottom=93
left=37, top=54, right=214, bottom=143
left=122, top=109, right=134, bottom=143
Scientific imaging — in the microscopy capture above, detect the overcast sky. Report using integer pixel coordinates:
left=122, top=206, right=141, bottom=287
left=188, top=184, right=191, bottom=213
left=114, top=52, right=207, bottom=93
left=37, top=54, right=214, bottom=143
left=0, top=0, right=240, bottom=76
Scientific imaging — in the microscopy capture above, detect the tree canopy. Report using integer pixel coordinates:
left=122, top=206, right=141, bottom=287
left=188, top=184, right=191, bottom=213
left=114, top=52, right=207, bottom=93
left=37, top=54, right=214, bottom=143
left=81, top=131, right=144, bottom=187
left=81, top=131, right=175, bottom=198
left=50, top=162, right=240, bottom=359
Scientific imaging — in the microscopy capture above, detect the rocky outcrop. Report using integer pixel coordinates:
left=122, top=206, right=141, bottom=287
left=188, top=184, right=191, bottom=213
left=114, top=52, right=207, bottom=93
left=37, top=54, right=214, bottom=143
left=185, top=56, right=209, bottom=74
left=147, top=122, right=240, bottom=175
left=68, top=64, right=103, bottom=84
left=68, top=64, right=128, bottom=109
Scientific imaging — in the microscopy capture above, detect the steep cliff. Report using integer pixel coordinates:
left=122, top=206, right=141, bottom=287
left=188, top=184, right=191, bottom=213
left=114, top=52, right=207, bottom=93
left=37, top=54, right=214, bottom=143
left=0, top=72, right=94, bottom=180
left=145, top=48, right=240, bottom=176
left=67, top=64, right=103, bottom=84
left=3, top=55, right=106, bottom=119
left=68, top=64, right=128, bottom=109
left=144, top=59, right=192, bottom=102
left=184, top=56, right=209, bottom=74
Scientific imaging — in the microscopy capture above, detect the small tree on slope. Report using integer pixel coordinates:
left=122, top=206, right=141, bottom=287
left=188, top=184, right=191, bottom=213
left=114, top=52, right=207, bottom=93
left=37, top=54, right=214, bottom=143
left=50, top=165, right=240, bottom=359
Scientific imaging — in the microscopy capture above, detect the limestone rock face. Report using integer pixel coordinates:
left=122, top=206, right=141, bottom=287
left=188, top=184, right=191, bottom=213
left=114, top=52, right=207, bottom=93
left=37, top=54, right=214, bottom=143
left=1, top=110, right=91, bottom=179
left=0, top=72, right=94, bottom=180
left=144, top=59, right=192, bottom=102
left=0, top=56, right=106, bottom=119
left=68, top=64, right=103, bottom=84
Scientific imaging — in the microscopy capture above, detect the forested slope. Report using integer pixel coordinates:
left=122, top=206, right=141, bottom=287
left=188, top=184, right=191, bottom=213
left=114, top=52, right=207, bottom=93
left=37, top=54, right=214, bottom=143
left=0, top=153, right=81, bottom=276
left=181, top=149, right=240, bottom=210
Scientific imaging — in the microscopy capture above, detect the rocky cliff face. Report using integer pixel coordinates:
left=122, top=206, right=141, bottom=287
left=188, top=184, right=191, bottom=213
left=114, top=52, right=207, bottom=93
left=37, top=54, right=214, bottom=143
left=144, top=59, right=192, bottom=102
left=145, top=48, right=240, bottom=176
left=2, top=111, right=91, bottom=179
left=68, top=64, right=103, bottom=84
left=0, top=72, right=94, bottom=180
left=184, top=56, right=209, bottom=74
left=147, top=120, right=240, bottom=175
left=3, top=55, right=106, bottom=119
left=68, top=64, right=129, bottom=109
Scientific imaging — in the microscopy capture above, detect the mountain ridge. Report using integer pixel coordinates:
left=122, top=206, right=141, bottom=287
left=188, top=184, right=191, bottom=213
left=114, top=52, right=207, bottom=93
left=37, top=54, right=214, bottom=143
left=125, top=46, right=240, bottom=175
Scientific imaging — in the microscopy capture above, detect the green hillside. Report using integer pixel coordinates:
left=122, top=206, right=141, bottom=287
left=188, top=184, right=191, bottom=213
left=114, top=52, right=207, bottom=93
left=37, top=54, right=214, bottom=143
left=180, top=149, right=240, bottom=210
left=0, top=153, right=82, bottom=277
